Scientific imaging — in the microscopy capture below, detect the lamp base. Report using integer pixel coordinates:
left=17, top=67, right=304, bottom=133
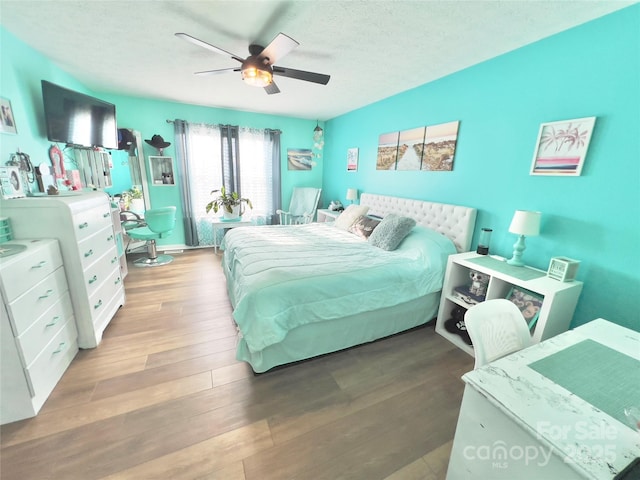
left=507, top=234, right=527, bottom=267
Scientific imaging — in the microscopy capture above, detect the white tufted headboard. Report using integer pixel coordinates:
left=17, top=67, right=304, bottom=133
left=360, top=193, right=477, bottom=253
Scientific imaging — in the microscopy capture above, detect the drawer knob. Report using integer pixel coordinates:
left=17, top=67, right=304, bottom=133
left=103, top=212, right=110, bottom=218
left=111, top=256, right=118, bottom=264
left=46, top=316, right=61, bottom=327
left=88, top=275, right=98, bottom=285
left=78, top=222, right=89, bottom=229
left=94, top=299, right=103, bottom=310
left=31, top=261, right=47, bottom=269
left=107, top=235, right=114, bottom=242
left=52, top=342, right=66, bottom=354
left=39, top=289, right=54, bottom=299
left=115, top=277, right=121, bottom=285
left=84, top=249, right=94, bottom=258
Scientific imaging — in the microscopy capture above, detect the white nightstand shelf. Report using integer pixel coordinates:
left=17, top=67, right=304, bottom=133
left=435, top=252, right=583, bottom=356
left=316, top=209, right=341, bottom=223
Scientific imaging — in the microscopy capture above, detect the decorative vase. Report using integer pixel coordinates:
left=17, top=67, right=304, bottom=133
left=223, top=205, right=241, bottom=220
left=130, top=198, right=144, bottom=214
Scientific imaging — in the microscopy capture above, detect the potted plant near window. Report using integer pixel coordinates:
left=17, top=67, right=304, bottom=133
left=206, top=186, right=253, bottom=220
left=122, top=186, right=144, bottom=213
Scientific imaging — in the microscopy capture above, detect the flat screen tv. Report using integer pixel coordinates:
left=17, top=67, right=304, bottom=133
left=41, top=80, right=118, bottom=149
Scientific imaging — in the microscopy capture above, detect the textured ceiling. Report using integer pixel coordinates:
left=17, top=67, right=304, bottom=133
left=0, top=0, right=633, bottom=120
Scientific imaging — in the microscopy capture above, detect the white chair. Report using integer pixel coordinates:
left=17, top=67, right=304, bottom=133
left=464, top=299, right=533, bottom=369
left=277, top=187, right=322, bottom=225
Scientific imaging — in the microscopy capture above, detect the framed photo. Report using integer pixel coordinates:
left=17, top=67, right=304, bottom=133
left=506, top=286, right=544, bottom=331
left=287, top=148, right=315, bottom=170
left=0, top=98, right=17, bottom=135
left=347, top=147, right=358, bottom=171
left=148, top=156, right=175, bottom=185
left=530, top=116, right=596, bottom=176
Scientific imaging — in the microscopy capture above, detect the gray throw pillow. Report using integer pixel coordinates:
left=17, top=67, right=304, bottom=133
left=368, top=214, right=416, bottom=250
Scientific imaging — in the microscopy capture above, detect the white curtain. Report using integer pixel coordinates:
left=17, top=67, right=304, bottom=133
left=174, top=121, right=281, bottom=246
left=238, top=127, right=274, bottom=219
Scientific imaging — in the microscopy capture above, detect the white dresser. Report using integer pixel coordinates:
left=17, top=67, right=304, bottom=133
left=1, top=239, right=78, bottom=424
left=1, top=191, right=125, bottom=348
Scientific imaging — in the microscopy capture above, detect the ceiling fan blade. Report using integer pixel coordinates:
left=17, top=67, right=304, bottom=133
left=175, top=33, right=244, bottom=63
left=259, top=33, right=299, bottom=65
left=264, top=82, right=281, bottom=95
left=272, top=66, right=330, bottom=85
left=194, top=67, right=241, bottom=76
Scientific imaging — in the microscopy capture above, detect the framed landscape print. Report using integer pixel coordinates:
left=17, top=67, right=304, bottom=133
left=376, top=131, right=399, bottom=170
left=287, top=148, right=315, bottom=170
left=376, top=121, right=460, bottom=171
left=530, top=117, right=596, bottom=176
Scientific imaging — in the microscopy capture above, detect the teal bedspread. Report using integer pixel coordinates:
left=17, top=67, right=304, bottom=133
left=222, top=224, right=456, bottom=355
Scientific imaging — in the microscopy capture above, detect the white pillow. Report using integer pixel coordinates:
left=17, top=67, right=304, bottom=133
left=334, top=204, right=370, bottom=230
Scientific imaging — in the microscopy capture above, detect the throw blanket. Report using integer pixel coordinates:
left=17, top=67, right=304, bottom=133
left=222, top=223, right=455, bottom=354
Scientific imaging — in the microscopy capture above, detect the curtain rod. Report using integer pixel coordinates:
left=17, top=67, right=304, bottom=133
left=166, top=119, right=281, bottom=134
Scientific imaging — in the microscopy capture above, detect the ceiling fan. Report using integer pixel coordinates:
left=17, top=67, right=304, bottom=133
left=175, top=32, right=330, bottom=95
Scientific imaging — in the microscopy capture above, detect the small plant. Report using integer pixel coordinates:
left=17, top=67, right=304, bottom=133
left=206, top=186, right=253, bottom=215
left=121, top=186, right=143, bottom=210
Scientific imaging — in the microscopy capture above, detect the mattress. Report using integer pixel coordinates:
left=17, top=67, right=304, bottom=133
left=221, top=223, right=456, bottom=358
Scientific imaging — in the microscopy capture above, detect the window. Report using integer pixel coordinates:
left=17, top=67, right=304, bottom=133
left=174, top=121, right=281, bottom=246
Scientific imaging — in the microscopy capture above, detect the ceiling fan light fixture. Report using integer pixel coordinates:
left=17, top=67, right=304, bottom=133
left=241, top=58, right=273, bottom=87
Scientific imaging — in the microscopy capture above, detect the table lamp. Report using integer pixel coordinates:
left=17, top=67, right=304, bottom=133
left=507, top=210, right=541, bottom=266
left=346, top=188, right=358, bottom=204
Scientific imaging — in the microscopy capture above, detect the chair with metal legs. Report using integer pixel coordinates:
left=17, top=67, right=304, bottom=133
left=126, top=206, right=177, bottom=267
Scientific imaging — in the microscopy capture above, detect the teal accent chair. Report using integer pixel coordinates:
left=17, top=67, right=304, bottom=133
left=126, top=206, right=177, bottom=267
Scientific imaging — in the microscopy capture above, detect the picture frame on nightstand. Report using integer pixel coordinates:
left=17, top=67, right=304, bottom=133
left=506, top=286, right=544, bottom=332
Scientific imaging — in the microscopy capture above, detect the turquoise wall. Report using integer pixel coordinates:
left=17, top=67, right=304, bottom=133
left=2, top=6, right=639, bottom=331
left=0, top=27, right=323, bottom=247
left=99, top=93, right=324, bottom=246
left=322, top=5, right=640, bottom=330
left=0, top=28, right=94, bottom=177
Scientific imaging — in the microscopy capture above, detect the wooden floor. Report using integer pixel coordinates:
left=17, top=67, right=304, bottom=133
left=0, top=248, right=473, bottom=479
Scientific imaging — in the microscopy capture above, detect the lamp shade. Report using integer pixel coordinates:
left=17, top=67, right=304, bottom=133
left=508, top=210, right=541, bottom=236
left=346, top=188, right=358, bottom=201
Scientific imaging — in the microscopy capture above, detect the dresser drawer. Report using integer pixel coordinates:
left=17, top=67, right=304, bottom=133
left=24, top=320, right=78, bottom=398
left=89, top=267, right=123, bottom=322
left=72, top=205, right=112, bottom=243
left=78, top=224, right=117, bottom=270
left=84, top=248, right=119, bottom=298
left=6, top=267, right=69, bottom=336
left=0, top=240, right=63, bottom=302
left=16, top=293, right=74, bottom=367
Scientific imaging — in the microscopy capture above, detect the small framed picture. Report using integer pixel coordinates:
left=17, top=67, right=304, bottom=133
left=506, top=286, right=544, bottom=331
left=530, top=116, right=596, bottom=176
left=347, top=147, right=358, bottom=171
left=0, top=98, right=17, bottom=135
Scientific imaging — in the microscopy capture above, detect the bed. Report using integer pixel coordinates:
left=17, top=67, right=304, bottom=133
left=221, top=193, right=477, bottom=372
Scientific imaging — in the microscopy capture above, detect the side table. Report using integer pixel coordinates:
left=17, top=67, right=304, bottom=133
left=316, top=209, right=341, bottom=223
left=212, top=218, right=253, bottom=254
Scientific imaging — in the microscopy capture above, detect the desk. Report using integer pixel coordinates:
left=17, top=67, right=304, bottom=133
left=447, top=319, right=640, bottom=479
left=212, top=218, right=252, bottom=254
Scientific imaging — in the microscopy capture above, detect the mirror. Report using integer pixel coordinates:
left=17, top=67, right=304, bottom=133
left=106, top=128, right=151, bottom=213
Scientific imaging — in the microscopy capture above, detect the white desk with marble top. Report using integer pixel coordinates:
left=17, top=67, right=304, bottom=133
left=447, top=318, right=640, bottom=479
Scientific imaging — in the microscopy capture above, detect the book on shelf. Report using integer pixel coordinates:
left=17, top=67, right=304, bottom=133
left=452, top=285, right=486, bottom=306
